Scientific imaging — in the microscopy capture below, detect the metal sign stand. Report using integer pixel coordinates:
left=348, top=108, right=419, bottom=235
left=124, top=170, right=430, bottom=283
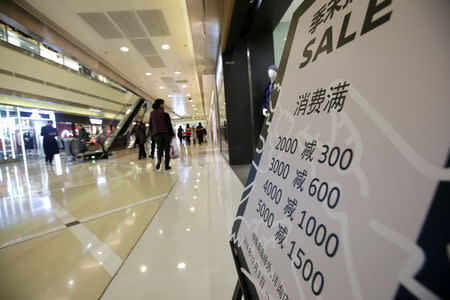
left=230, top=240, right=251, bottom=300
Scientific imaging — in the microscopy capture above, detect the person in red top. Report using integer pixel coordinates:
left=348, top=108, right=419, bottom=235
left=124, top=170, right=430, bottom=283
left=149, top=99, right=175, bottom=170
left=185, top=124, right=192, bottom=144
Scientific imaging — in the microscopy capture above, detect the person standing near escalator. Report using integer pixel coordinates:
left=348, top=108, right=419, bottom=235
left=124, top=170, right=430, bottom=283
left=78, top=124, right=89, bottom=142
left=130, top=116, right=147, bottom=160
left=41, top=120, right=59, bottom=165
left=149, top=99, right=175, bottom=170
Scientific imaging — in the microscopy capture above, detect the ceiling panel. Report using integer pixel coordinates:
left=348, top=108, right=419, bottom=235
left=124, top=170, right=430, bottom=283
left=107, top=10, right=147, bottom=38
left=161, top=76, right=181, bottom=93
left=144, top=56, right=166, bottom=68
left=136, top=10, right=170, bottom=37
left=129, top=38, right=157, bottom=56
left=78, top=12, right=123, bottom=39
left=24, top=0, right=206, bottom=120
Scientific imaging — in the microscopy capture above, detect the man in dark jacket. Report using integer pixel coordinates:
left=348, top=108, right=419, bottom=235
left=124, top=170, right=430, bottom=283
left=149, top=99, right=175, bottom=170
left=40, top=120, right=59, bottom=165
left=196, top=122, right=206, bottom=145
left=130, top=116, right=147, bottom=160
left=78, top=124, right=89, bottom=142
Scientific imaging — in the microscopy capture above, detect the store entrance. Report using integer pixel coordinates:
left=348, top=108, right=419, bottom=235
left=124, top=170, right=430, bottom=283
left=20, top=118, right=50, bottom=158
left=0, top=106, right=56, bottom=162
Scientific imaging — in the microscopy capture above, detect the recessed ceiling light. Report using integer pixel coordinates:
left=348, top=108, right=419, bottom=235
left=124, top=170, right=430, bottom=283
left=186, top=94, right=190, bottom=96
left=186, top=228, right=191, bottom=232
left=175, top=71, right=181, bottom=75
left=140, top=265, right=148, bottom=273
left=190, top=207, right=195, bottom=212
left=192, top=104, right=195, bottom=107
left=189, top=99, right=193, bottom=102
left=162, top=44, right=170, bottom=50
left=168, top=95, right=172, bottom=97
left=120, top=47, right=129, bottom=52
left=182, top=85, right=187, bottom=88
left=177, top=262, right=186, bottom=269
left=145, top=72, right=151, bottom=76
left=194, top=108, right=197, bottom=110
left=159, top=86, right=164, bottom=89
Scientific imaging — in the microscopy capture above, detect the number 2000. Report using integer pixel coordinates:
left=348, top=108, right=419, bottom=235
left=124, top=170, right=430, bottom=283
left=275, top=137, right=298, bottom=154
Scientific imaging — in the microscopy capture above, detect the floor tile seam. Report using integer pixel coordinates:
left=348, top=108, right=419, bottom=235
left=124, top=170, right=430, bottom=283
left=50, top=198, right=125, bottom=276
left=0, top=224, right=67, bottom=249
left=3, top=168, right=160, bottom=200
left=0, top=192, right=167, bottom=250
left=78, top=192, right=169, bottom=224
left=69, top=224, right=123, bottom=276
left=98, top=175, right=180, bottom=300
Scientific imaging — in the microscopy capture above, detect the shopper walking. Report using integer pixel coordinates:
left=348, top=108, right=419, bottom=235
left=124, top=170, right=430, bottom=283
left=192, top=125, right=197, bottom=144
left=185, top=124, right=191, bottom=144
left=148, top=105, right=157, bottom=159
left=196, top=122, right=206, bottom=145
left=149, top=99, right=175, bottom=170
left=177, top=126, right=184, bottom=144
left=40, top=120, right=59, bottom=165
left=149, top=137, right=156, bottom=159
left=130, top=116, right=147, bottom=160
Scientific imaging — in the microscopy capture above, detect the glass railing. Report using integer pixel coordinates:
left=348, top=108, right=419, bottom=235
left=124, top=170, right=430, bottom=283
left=103, top=94, right=146, bottom=152
left=1, top=21, right=127, bottom=93
left=7, top=28, right=39, bottom=55
left=0, top=23, right=6, bottom=41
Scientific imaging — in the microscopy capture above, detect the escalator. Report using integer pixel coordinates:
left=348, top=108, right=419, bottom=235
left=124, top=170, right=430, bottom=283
left=69, top=93, right=150, bottom=160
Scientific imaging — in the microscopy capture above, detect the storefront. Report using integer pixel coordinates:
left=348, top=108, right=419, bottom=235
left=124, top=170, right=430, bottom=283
left=0, top=105, right=56, bottom=162
left=0, top=106, right=118, bottom=163
left=215, top=0, right=297, bottom=165
left=55, top=112, right=116, bottom=145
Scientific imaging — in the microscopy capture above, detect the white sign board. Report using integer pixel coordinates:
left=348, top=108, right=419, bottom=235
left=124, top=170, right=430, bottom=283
left=231, top=0, right=450, bottom=299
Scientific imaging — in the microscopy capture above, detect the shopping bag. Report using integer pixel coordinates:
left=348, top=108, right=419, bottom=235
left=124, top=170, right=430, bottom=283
left=170, top=139, right=181, bottom=159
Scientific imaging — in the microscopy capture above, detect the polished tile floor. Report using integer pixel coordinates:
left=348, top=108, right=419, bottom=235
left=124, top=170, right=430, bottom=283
left=0, top=143, right=244, bottom=299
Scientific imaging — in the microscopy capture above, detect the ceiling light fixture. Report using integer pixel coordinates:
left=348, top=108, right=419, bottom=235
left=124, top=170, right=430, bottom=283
left=182, top=85, right=187, bottom=88
left=175, top=71, right=181, bottom=75
left=168, top=95, right=172, bottom=97
left=186, top=94, right=190, bottom=96
left=145, top=72, right=151, bottom=76
left=159, top=86, right=164, bottom=89
left=120, top=47, right=129, bottom=52
left=162, top=44, right=170, bottom=50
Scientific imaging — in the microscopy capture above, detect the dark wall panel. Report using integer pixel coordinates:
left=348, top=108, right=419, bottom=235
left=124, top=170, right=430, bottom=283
left=221, top=0, right=294, bottom=165
left=249, top=32, right=275, bottom=148
left=223, top=40, right=253, bottom=165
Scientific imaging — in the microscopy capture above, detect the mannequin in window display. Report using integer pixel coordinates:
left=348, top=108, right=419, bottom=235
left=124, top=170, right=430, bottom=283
left=262, top=65, right=278, bottom=117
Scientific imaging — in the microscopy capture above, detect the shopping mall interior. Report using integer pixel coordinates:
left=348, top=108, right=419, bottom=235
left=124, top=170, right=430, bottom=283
left=0, top=0, right=448, bottom=299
